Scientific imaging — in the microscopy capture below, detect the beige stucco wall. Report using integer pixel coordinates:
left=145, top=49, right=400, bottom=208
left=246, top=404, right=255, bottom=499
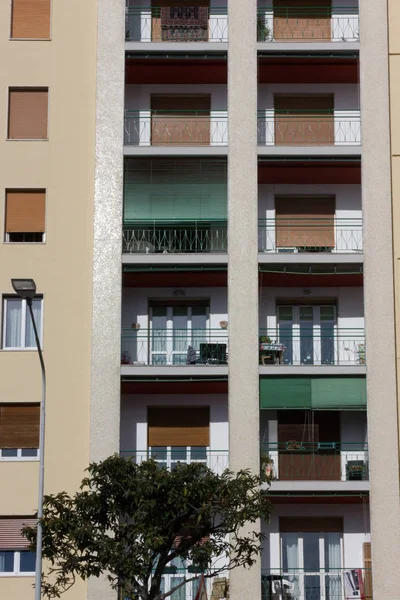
left=0, top=1, right=97, bottom=599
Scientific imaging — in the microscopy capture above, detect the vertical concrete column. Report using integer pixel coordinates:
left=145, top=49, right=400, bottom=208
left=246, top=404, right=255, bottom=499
left=228, top=1, right=260, bottom=598
left=359, top=1, right=400, bottom=597
left=89, top=0, right=125, bottom=598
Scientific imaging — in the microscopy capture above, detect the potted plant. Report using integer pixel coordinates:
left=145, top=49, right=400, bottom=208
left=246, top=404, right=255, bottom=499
left=257, top=14, right=271, bottom=42
left=260, top=452, right=276, bottom=481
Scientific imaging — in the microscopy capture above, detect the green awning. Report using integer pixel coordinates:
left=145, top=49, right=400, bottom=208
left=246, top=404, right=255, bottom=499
left=260, top=376, right=366, bottom=410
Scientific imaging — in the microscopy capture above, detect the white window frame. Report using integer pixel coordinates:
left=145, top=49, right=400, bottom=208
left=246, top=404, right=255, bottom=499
left=0, top=448, right=39, bottom=461
left=0, top=550, right=36, bottom=576
left=2, top=296, right=44, bottom=350
left=5, top=232, right=46, bottom=244
left=280, top=532, right=344, bottom=598
left=149, top=446, right=209, bottom=470
left=149, top=305, right=210, bottom=366
left=277, top=304, right=337, bottom=365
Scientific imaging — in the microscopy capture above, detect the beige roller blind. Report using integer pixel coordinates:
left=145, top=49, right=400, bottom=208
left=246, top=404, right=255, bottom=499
left=151, top=95, right=211, bottom=146
left=148, top=406, right=210, bottom=446
left=0, top=404, right=40, bottom=448
left=273, top=0, right=331, bottom=42
left=275, top=195, right=335, bottom=248
left=0, top=518, right=37, bottom=550
left=274, top=94, right=334, bottom=145
left=280, top=517, right=343, bottom=533
left=5, top=190, right=45, bottom=233
left=11, top=0, right=51, bottom=39
left=8, top=88, right=48, bottom=140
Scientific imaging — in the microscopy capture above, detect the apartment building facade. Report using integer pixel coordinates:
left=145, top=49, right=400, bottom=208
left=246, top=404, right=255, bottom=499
left=1, top=1, right=400, bottom=600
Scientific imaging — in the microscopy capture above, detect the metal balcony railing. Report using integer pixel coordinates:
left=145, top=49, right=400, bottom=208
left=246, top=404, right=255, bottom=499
left=258, top=218, right=363, bottom=254
left=261, top=442, right=369, bottom=482
left=262, top=570, right=372, bottom=600
left=121, top=573, right=228, bottom=600
left=257, top=111, right=361, bottom=146
left=120, top=449, right=229, bottom=473
left=257, top=7, right=359, bottom=43
left=124, top=110, right=228, bottom=146
left=122, top=220, right=228, bottom=254
left=125, top=6, right=228, bottom=42
left=259, top=329, right=365, bottom=366
left=121, top=328, right=229, bottom=366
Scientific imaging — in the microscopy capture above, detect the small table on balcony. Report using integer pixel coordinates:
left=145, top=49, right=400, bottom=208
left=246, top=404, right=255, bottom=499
left=260, top=342, right=285, bottom=365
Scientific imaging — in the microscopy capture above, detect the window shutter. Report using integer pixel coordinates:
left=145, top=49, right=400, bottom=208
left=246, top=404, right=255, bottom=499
left=0, top=518, right=37, bottom=550
left=5, top=191, right=45, bottom=233
left=280, top=517, right=343, bottom=533
left=0, top=404, right=40, bottom=448
left=363, top=542, right=373, bottom=599
left=275, top=195, right=335, bottom=248
left=274, top=95, right=334, bottom=145
left=151, top=95, right=211, bottom=146
left=273, top=0, right=332, bottom=42
left=148, top=407, right=210, bottom=446
left=11, top=0, right=51, bottom=39
left=8, top=89, right=48, bottom=140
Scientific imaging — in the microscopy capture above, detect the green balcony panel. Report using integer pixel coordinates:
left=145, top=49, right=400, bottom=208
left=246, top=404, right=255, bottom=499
left=260, top=377, right=312, bottom=409
left=124, top=158, right=227, bottom=222
left=311, top=377, right=367, bottom=409
left=260, top=376, right=366, bottom=410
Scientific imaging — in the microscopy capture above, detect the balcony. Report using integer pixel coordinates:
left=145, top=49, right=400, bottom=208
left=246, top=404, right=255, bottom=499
left=262, top=442, right=368, bottom=482
left=257, top=110, right=361, bottom=148
left=123, top=220, right=228, bottom=254
left=257, top=5, right=359, bottom=44
left=258, top=218, right=362, bottom=255
left=121, top=328, right=229, bottom=367
left=124, top=110, right=228, bottom=147
left=259, top=328, right=365, bottom=367
left=261, top=569, right=371, bottom=600
left=120, top=448, right=229, bottom=473
left=125, top=5, right=228, bottom=43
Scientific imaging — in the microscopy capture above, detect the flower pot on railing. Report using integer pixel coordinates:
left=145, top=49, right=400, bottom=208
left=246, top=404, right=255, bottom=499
left=257, top=15, right=271, bottom=41
left=346, top=460, right=365, bottom=481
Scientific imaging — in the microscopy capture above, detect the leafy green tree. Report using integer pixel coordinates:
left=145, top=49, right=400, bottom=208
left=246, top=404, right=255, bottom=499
left=24, top=456, right=271, bottom=600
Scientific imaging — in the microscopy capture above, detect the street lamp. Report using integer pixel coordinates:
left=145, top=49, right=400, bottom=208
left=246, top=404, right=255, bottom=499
left=11, top=279, right=45, bottom=600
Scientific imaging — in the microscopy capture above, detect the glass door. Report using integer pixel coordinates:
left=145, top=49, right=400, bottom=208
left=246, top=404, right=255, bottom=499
left=281, top=531, right=343, bottom=600
left=277, top=305, right=337, bottom=365
left=150, top=305, right=209, bottom=365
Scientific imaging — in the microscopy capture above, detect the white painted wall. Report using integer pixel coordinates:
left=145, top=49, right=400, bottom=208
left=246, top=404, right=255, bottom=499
left=125, top=84, right=228, bottom=145
left=122, top=286, right=228, bottom=329
left=259, top=286, right=364, bottom=329
left=262, top=503, right=370, bottom=571
left=258, top=183, right=362, bottom=252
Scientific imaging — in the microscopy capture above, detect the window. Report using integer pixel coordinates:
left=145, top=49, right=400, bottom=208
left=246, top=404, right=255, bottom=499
left=5, top=190, right=45, bottom=243
left=148, top=406, right=210, bottom=448
left=0, top=518, right=37, bottom=576
left=10, top=0, right=51, bottom=39
left=2, top=297, right=43, bottom=350
left=280, top=518, right=343, bottom=600
left=278, top=304, right=336, bottom=365
left=274, top=94, right=334, bottom=145
left=8, top=88, right=49, bottom=140
left=0, top=404, right=40, bottom=460
left=150, top=303, right=209, bottom=365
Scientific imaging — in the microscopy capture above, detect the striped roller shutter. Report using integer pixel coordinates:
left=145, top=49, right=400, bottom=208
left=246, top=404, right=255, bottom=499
left=0, top=518, right=37, bottom=550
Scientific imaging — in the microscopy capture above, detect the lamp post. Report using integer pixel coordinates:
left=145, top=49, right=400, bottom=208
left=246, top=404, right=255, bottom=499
left=11, top=279, right=45, bottom=600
